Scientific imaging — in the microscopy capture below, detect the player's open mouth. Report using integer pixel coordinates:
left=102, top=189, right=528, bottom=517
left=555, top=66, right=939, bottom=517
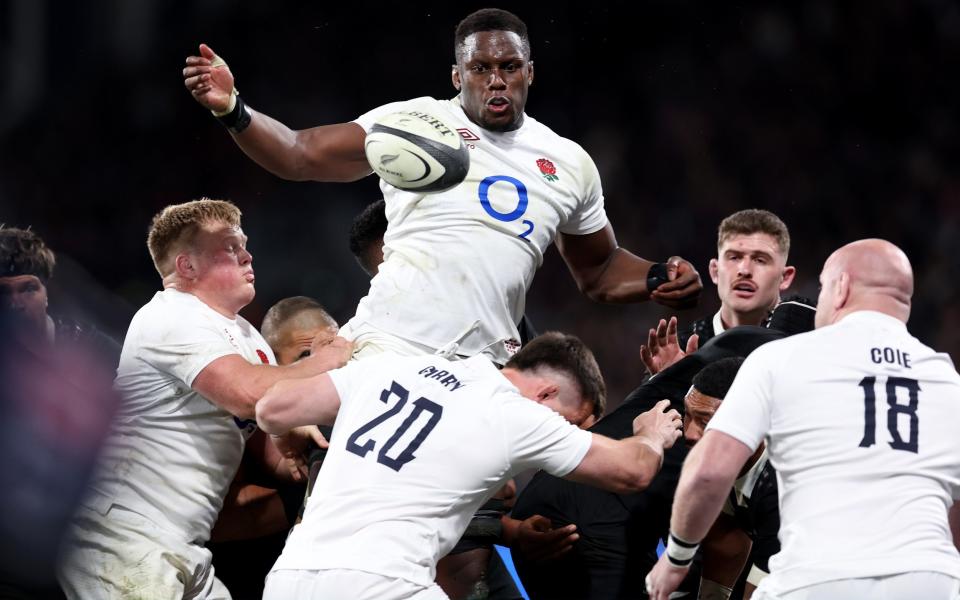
left=244, top=272, right=255, bottom=283
left=487, top=97, right=511, bottom=114
left=732, top=282, right=755, bottom=295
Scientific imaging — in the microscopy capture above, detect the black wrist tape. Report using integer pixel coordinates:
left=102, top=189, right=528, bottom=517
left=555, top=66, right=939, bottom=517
left=217, top=94, right=252, bottom=134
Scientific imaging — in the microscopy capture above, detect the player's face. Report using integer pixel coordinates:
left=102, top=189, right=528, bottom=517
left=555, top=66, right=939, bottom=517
left=0, top=274, right=49, bottom=331
left=190, top=223, right=255, bottom=313
left=275, top=324, right=338, bottom=366
left=683, top=387, right=722, bottom=447
left=709, top=233, right=795, bottom=326
left=453, top=31, right=533, bottom=132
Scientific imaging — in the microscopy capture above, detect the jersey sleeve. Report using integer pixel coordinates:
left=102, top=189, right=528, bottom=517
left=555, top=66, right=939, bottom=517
left=558, top=148, right=608, bottom=236
left=498, top=393, right=593, bottom=477
left=704, top=344, right=778, bottom=451
left=138, top=315, right=241, bottom=388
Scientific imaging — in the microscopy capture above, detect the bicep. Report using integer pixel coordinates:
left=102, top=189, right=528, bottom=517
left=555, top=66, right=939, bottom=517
left=192, top=354, right=263, bottom=419
left=296, top=122, right=372, bottom=182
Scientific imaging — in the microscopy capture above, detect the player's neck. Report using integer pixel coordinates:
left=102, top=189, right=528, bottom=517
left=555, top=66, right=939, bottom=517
left=719, top=304, right=773, bottom=329
left=163, top=279, right=241, bottom=320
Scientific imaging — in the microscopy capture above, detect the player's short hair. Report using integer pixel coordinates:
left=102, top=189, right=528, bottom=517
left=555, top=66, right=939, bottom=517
left=454, top=8, right=530, bottom=63
left=506, top=331, right=606, bottom=419
left=348, top=199, right=388, bottom=277
left=0, top=226, right=56, bottom=282
left=691, top=357, right=745, bottom=401
left=261, top=296, right=337, bottom=349
left=717, top=209, right=791, bottom=259
left=146, top=198, right=241, bottom=277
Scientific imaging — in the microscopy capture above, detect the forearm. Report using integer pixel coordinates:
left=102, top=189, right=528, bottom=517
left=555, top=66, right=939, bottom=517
left=256, top=373, right=339, bottom=434
left=669, top=460, right=732, bottom=543
left=576, top=247, right=656, bottom=303
left=231, top=110, right=371, bottom=182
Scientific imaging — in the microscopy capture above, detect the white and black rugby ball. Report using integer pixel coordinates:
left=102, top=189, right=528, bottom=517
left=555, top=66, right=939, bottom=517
left=364, top=111, right=470, bottom=193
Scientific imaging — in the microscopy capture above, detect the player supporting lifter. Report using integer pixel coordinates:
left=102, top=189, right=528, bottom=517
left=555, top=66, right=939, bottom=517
left=646, top=239, right=960, bottom=600
left=254, top=332, right=682, bottom=600
left=183, top=8, right=702, bottom=364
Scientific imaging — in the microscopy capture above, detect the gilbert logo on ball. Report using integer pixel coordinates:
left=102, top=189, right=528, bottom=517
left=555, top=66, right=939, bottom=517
left=364, top=111, right=470, bottom=193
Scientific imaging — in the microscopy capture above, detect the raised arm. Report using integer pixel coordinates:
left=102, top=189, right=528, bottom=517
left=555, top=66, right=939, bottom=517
left=556, top=224, right=702, bottom=309
left=192, top=336, right=352, bottom=420
left=564, top=399, right=682, bottom=493
left=183, top=44, right=371, bottom=182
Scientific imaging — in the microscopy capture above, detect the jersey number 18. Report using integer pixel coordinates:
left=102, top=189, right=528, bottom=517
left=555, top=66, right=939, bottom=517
left=858, top=376, right=920, bottom=453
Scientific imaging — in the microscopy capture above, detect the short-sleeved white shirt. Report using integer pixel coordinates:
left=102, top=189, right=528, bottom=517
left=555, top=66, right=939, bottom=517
left=707, top=311, right=960, bottom=593
left=349, top=96, right=608, bottom=363
left=270, top=353, right=593, bottom=587
left=82, top=289, right=275, bottom=543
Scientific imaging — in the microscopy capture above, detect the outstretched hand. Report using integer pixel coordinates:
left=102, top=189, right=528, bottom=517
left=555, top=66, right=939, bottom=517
left=650, top=256, right=702, bottom=309
left=640, top=316, right=699, bottom=375
left=183, top=43, right=236, bottom=113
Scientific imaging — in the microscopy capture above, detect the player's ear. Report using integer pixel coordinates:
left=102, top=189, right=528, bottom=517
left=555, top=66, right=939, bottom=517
left=780, top=265, right=797, bottom=291
left=527, top=61, right=534, bottom=86
left=451, top=65, right=461, bottom=91
left=708, top=258, right=720, bottom=284
left=537, top=383, right=559, bottom=402
left=174, top=253, right=197, bottom=280
left=836, top=272, right=850, bottom=308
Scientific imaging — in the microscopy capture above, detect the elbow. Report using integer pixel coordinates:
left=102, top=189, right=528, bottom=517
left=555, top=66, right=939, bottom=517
left=254, top=388, right=285, bottom=435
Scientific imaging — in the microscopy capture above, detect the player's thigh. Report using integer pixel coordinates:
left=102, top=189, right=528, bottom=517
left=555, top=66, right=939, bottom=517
left=58, top=507, right=186, bottom=600
left=264, top=569, right=450, bottom=600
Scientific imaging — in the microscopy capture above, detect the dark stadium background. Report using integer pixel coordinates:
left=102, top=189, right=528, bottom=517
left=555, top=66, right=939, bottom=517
left=2, top=0, right=959, bottom=409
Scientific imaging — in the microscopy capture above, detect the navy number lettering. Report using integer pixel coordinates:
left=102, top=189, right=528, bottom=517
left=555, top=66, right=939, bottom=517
left=858, top=376, right=920, bottom=453
left=345, top=381, right=444, bottom=471
left=376, top=397, right=443, bottom=471
left=478, top=175, right=534, bottom=239
left=345, top=380, right=408, bottom=458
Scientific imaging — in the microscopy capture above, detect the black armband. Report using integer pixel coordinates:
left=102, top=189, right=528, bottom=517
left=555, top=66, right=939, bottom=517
left=216, top=94, right=252, bottom=134
left=646, top=262, right=670, bottom=292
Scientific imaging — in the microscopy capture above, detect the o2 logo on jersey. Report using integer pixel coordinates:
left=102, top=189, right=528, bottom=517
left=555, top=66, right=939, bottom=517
left=345, top=380, right=443, bottom=471
left=477, top=175, right=534, bottom=241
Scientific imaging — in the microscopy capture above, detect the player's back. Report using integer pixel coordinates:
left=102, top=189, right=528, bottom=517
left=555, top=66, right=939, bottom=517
left=270, top=352, right=590, bottom=587
left=757, top=311, right=960, bottom=591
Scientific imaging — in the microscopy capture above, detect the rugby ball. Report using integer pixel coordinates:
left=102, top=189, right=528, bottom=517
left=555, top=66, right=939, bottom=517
left=364, top=111, right=470, bottom=193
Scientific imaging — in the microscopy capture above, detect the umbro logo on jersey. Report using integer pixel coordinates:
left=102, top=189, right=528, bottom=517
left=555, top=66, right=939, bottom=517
left=537, top=158, right=559, bottom=182
left=457, top=128, right=480, bottom=141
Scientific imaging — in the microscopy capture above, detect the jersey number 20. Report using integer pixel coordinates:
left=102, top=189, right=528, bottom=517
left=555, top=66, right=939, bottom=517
left=858, top=376, right=920, bottom=453
left=345, top=380, right=443, bottom=471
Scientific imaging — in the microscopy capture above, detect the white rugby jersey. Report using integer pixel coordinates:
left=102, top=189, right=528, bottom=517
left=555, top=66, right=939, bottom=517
left=707, top=310, right=960, bottom=594
left=270, top=353, right=593, bottom=587
left=350, top=97, right=608, bottom=363
left=82, top=289, right=273, bottom=543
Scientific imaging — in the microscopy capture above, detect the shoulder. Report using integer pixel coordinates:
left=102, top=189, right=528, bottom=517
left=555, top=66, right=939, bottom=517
left=524, top=115, right=593, bottom=161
